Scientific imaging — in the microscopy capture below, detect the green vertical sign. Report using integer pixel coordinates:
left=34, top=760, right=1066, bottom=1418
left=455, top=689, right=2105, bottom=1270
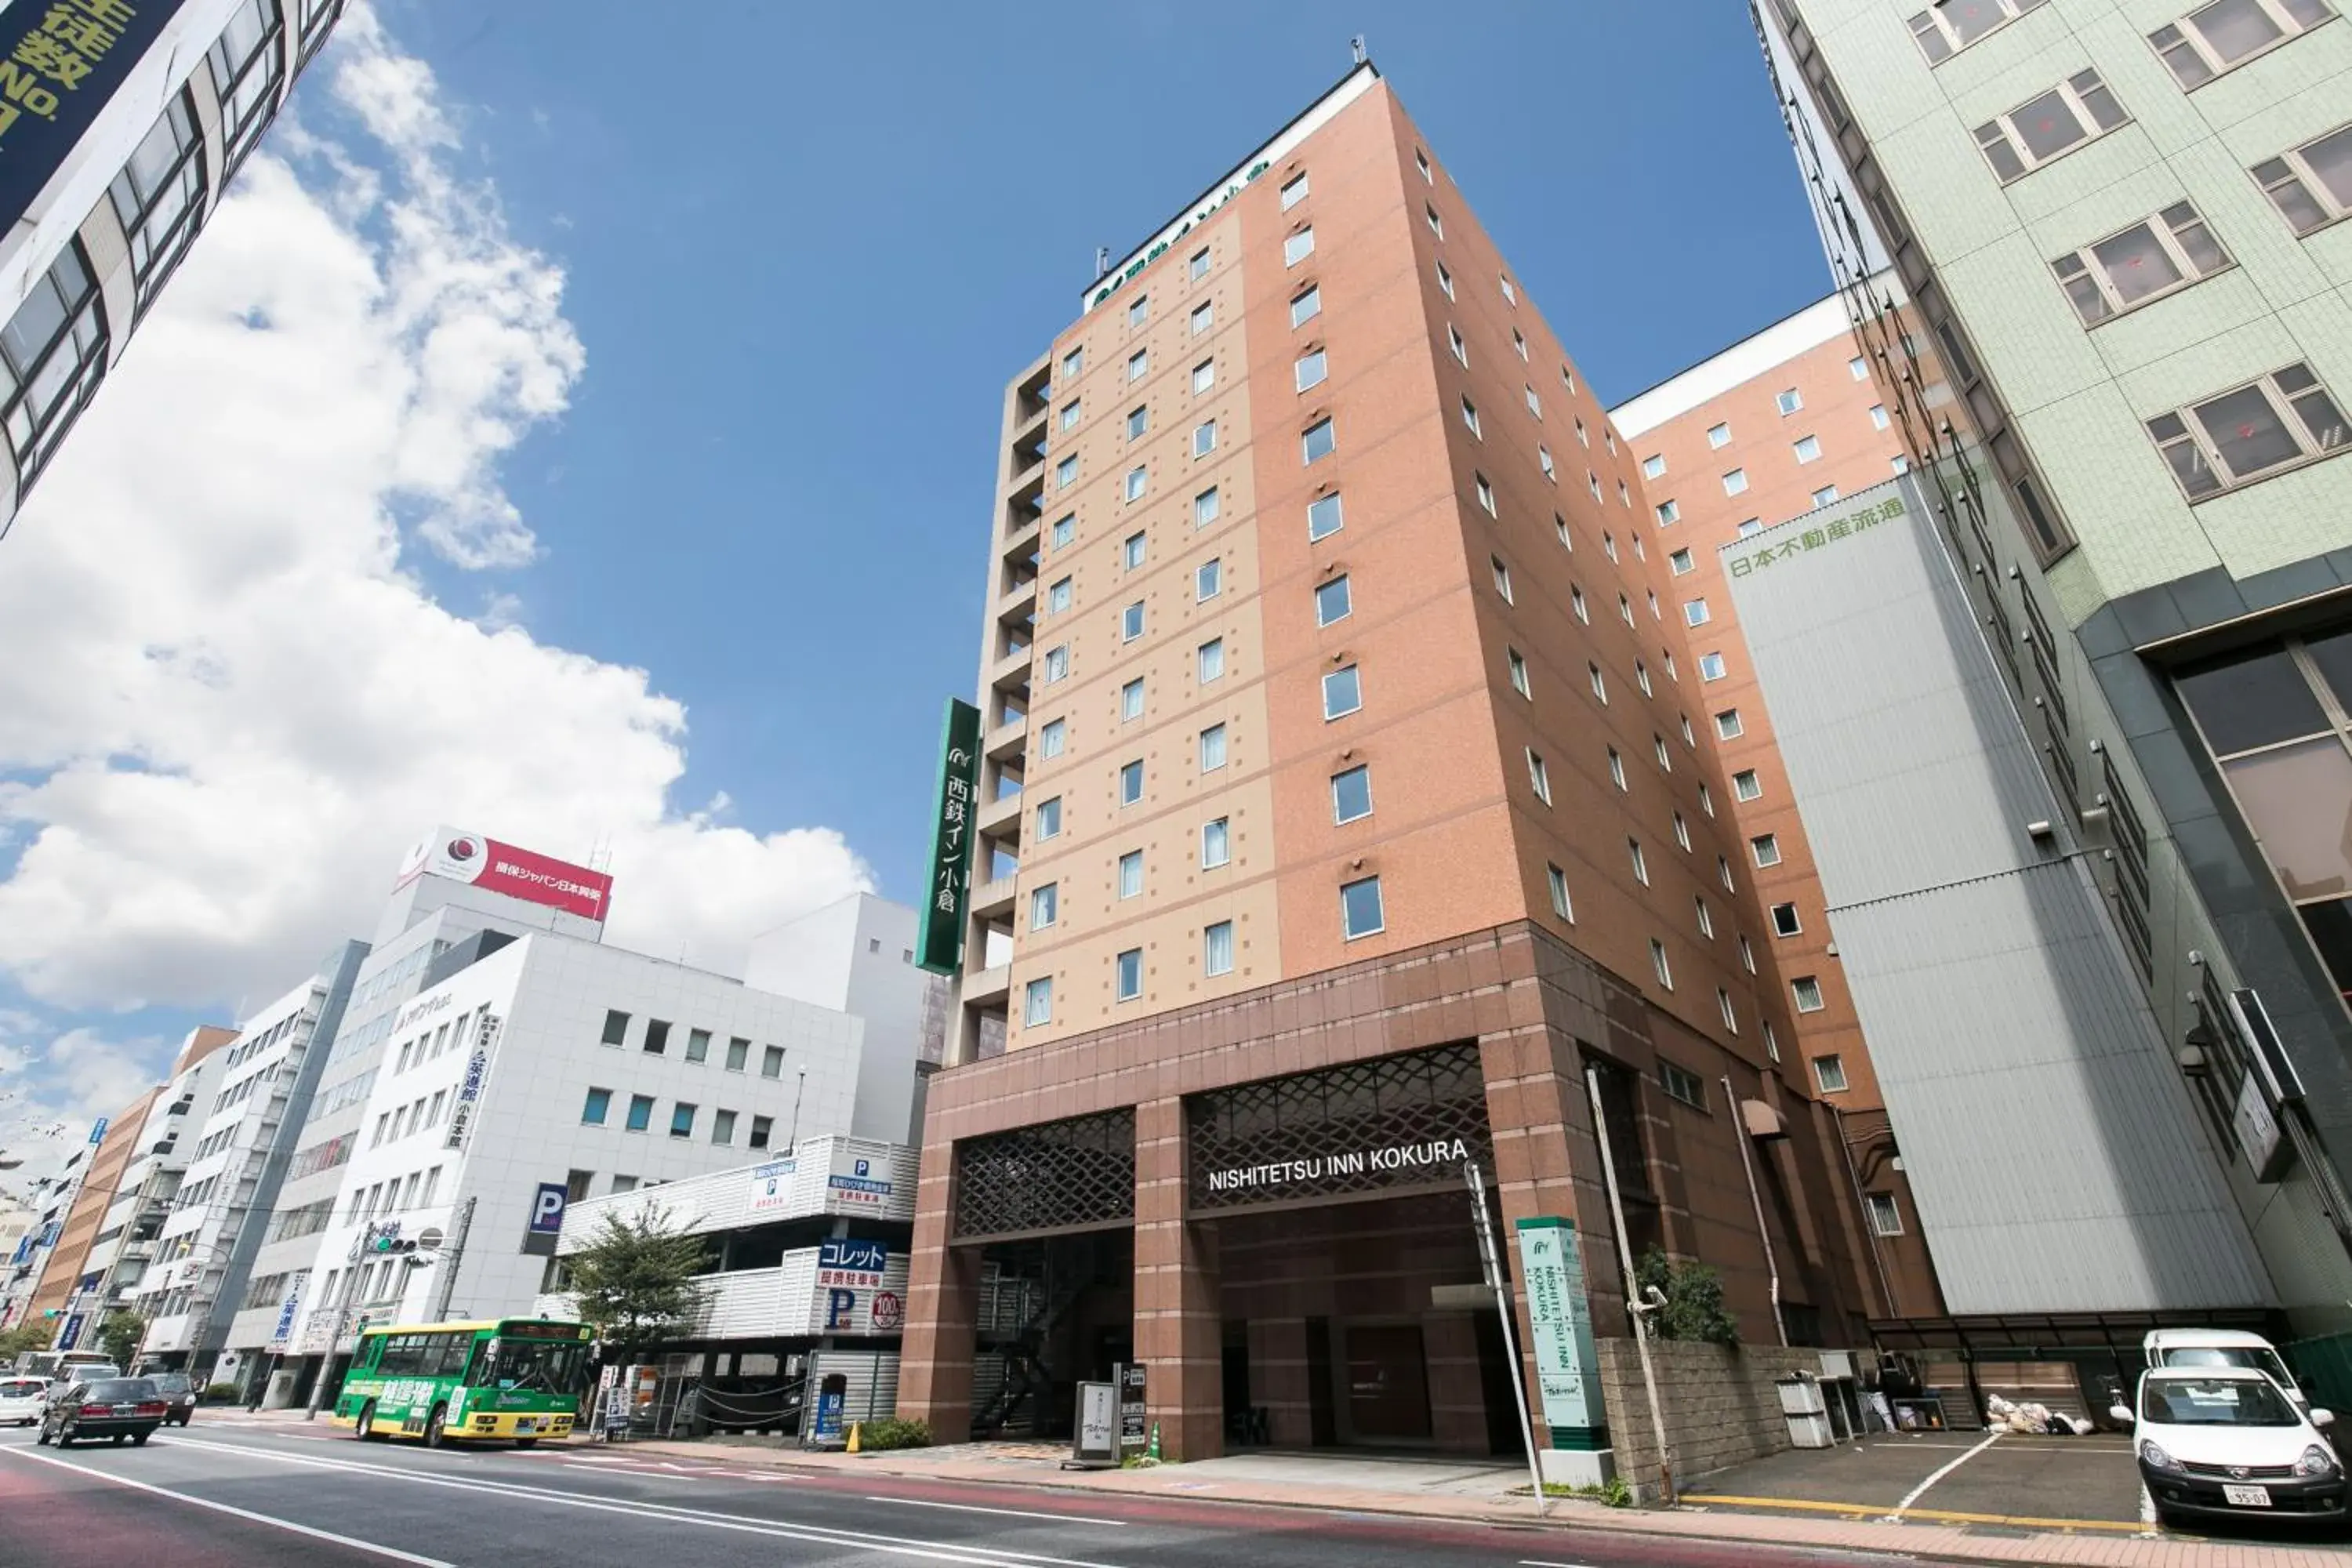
left=914, top=698, right=983, bottom=975
left=1515, top=1216, right=1610, bottom=1450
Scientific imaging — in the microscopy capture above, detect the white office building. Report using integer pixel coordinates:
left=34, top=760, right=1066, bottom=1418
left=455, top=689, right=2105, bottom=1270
left=82, top=1026, right=239, bottom=1327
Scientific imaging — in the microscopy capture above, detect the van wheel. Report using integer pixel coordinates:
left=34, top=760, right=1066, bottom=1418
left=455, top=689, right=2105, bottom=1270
left=353, top=1399, right=376, bottom=1440
left=425, top=1404, right=448, bottom=1449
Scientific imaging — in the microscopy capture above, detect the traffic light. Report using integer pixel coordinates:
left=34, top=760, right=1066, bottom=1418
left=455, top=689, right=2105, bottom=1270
left=41, top=1309, right=57, bottom=1319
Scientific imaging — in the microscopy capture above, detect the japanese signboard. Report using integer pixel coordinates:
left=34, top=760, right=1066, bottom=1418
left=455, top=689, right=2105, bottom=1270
left=816, top=1238, right=887, bottom=1287
left=746, top=1158, right=798, bottom=1214
left=444, top=1013, right=499, bottom=1152
left=267, top=1272, right=307, bottom=1353
left=914, top=699, right=982, bottom=975
left=0, top=1, right=193, bottom=247
left=1118, top=1361, right=1149, bottom=1455
left=394, top=826, right=612, bottom=924
left=1514, top=1217, right=1609, bottom=1449
left=1726, top=492, right=1908, bottom=579
left=826, top=1149, right=894, bottom=1212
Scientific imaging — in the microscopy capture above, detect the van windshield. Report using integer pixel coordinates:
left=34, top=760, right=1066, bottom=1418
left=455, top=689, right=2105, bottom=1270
left=2144, top=1377, right=2301, bottom=1427
left=2160, top=1346, right=2295, bottom=1388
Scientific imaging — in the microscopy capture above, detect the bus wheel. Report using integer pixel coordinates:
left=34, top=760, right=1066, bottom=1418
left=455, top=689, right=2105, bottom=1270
left=353, top=1400, right=376, bottom=1440
left=514, top=1438, right=539, bottom=1450
left=425, top=1404, right=448, bottom=1449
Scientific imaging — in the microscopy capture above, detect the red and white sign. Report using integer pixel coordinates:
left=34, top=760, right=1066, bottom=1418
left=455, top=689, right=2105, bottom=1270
left=394, top=826, right=612, bottom=923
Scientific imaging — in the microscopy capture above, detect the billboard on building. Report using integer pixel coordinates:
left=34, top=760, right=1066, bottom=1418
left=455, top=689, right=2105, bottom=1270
left=0, top=0, right=194, bottom=245
left=394, top=826, right=612, bottom=924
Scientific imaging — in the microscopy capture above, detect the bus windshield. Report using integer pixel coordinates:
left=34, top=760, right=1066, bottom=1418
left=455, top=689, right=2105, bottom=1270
left=477, top=1335, right=588, bottom=1396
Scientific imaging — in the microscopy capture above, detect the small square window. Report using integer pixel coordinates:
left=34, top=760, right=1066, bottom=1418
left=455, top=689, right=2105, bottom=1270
left=1500, top=274, right=1517, bottom=304
left=1685, top=598, right=1711, bottom=627
left=1281, top=172, right=1309, bottom=209
left=1449, top=324, right=1468, bottom=366
left=1323, top=663, right=1362, bottom=719
left=1776, top=387, right=1802, bottom=415
left=1811, top=485, right=1840, bottom=507
left=1722, top=468, right=1748, bottom=496
left=1737, top=517, right=1763, bottom=539
left=1195, top=485, right=1221, bottom=527
left=761, top=1044, right=785, bottom=1078
left=1771, top=902, right=1802, bottom=937
left=1060, top=399, right=1081, bottom=432
left=1707, top=422, right=1731, bottom=448
left=1608, top=747, right=1626, bottom=790
left=1866, top=1192, right=1902, bottom=1236
left=1415, top=147, right=1432, bottom=181
left=1041, top=644, right=1069, bottom=684
left=1675, top=813, right=1693, bottom=852
left=1290, top=285, right=1321, bottom=328
left=1296, top=348, right=1329, bottom=392
left=1811, top=1047, right=1845, bottom=1087
left=1699, top=652, right=1727, bottom=681
left=1047, top=576, right=1073, bottom=615
left=1315, top=573, right=1352, bottom=626
left=1203, top=920, right=1235, bottom=978
left=1870, top=403, right=1890, bottom=430
left=1127, top=405, right=1149, bottom=441
left=1476, top=473, right=1497, bottom=516
left=1120, top=677, right=1144, bottom=722
left=1192, top=358, right=1215, bottom=394
left=1751, top=833, right=1781, bottom=867
left=1122, top=601, right=1145, bottom=641
left=1715, top=707, right=1743, bottom=739
left=1194, top=419, right=1218, bottom=457
left=1650, top=938, right=1674, bottom=989
left=1491, top=556, right=1513, bottom=601
left=1062, top=347, right=1083, bottom=379
left=1039, top=718, right=1066, bottom=758
left=1539, top=445, right=1555, bottom=481
left=1036, top=797, right=1062, bottom=839
left=1629, top=838, right=1650, bottom=884
left=626, top=1094, right=655, bottom=1132
left=1793, top=434, right=1821, bottom=463
left=1116, top=948, right=1143, bottom=1001
left=1573, top=586, right=1589, bottom=623
left=1190, top=301, right=1213, bottom=336
left=1123, top=529, right=1147, bottom=569
left=1302, top=418, right=1335, bottom=464
left=1426, top=202, right=1445, bottom=238
left=1201, top=817, right=1231, bottom=868
left=1341, top=875, right=1385, bottom=938
left=1436, top=260, right=1454, bottom=299
left=1120, top=760, right=1145, bottom=804
left=1198, top=637, right=1225, bottom=683
left=1025, top=977, right=1053, bottom=1025
left=1128, top=295, right=1149, bottom=329
left=1669, top=548, right=1693, bottom=575
left=1128, top=349, right=1149, bottom=383
left=1199, top=723, right=1227, bottom=772
left=1284, top=227, right=1316, bottom=267
left=1118, top=848, right=1144, bottom=898
left=1308, top=491, right=1344, bottom=541
left=1056, top=456, right=1078, bottom=490
left=1331, top=764, right=1373, bottom=823
left=1588, top=660, right=1606, bottom=699
left=1125, top=466, right=1149, bottom=502
left=1051, top=514, right=1075, bottom=549
left=1642, top=453, right=1666, bottom=479
left=726, top=1036, right=750, bottom=1071
left=1189, top=247, right=1210, bottom=281
left=1462, top=397, right=1482, bottom=437
left=1196, top=558, right=1222, bottom=601
left=1849, top=355, right=1868, bottom=380
left=1512, top=328, right=1529, bottom=361
left=1030, top=883, right=1059, bottom=930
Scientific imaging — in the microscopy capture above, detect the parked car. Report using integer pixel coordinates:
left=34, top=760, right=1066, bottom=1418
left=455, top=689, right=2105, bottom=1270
left=35, top=1377, right=168, bottom=1448
left=2144, top=1329, right=2310, bottom=1408
left=146, top=1371, right=198, bottom=1426
left=2117, top=1366, right=2346, bottom=1527
left=0, top=1376, right=48, bottom=1427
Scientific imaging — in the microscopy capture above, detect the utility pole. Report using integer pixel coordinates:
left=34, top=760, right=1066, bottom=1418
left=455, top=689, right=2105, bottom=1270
left=430, top=1196, right=477, bottom=1322
left=787, top=1069, right=807, bottom=1152
left=1586, top=1065, right=1675, bottom=1505
left=1464, top=1160, right=1547, bottom=1517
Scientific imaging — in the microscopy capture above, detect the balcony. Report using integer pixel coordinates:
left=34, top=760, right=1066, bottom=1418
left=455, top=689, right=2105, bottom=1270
left=962, top=964, right=1011, bottom=1009
left=988, top=645, right=1033, bottom=695
left=975, top=791, right=1022, bottom=840
left=996, top=578, right=1036, bottom=626
left=1003, top=514, right=1040, bottom=559
left=969, top=874, right=1015, bottom=922
left=984, top=718, right=1027, bottom=766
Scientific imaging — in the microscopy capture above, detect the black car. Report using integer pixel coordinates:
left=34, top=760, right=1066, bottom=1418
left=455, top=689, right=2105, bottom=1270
left=146, top=1371, right=198, bottom=1426
left=36, top=1377, right=168, bottom=1447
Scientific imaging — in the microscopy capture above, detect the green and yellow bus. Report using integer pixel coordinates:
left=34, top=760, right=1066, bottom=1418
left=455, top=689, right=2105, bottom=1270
left=332, top=1318, right=592, bottom=1446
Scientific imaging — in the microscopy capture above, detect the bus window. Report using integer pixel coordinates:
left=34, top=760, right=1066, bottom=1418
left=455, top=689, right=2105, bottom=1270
left=480, top=1335, right=588, bottom=1396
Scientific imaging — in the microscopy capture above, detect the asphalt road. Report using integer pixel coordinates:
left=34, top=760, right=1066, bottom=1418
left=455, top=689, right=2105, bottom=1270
left=0, top=1421, right=1898, bottom=1568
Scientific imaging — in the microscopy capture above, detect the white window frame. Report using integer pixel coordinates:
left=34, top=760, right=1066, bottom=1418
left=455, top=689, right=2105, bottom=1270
left=1120, top=677, right=1144, bottom=721
left=1733, top=768, right=1762, bottom=800
left=1435, top=260, right=1456, bottom=301
left=1650, top=938, right=1674, bottom=990
left=1198, top=637, right=1225, bottom=684
left=1707, top=421, right=1730, bottom=448
left=1315, top=572, right=1352, bottom=626
left=1116, top=948, right=1143, bottom=1002
left=1752, top=833, right=1781, bottom=867
left=1280, top=172, right=1308, bottom=209
left=1201, top=816, right=1230, bottom=869
left=1190, top=301, right=1213, bottom=336
left=1203, top=920, right=1235, bottom=978
left=1475, top=473, right=1497, bottom=515
left=1974, top=71, right=2130, bottom=183
left=1508, top=648, right=1530, bottom=698
left=1193, top=419, right=1218, bottom=458
left=2146, top=361, right=2348, bottom=501
left=1024, top=977, right=1052, bottom=1026
left=1118, top=848, right=1144, bottom=897
left=1642, top=452, right=1666, bottom=479
left=2053, top=202, right=2233, bottom=325
left=1119, top=760, right=1143, bottom=805
left=1192, top=358, right=1216, bottom=395
left=1196, top=558, right=1222, bottom=601
left=1331, top=763, right=1374, bottom=825
left=1284, top=227, right=1316, bottom=267
left=1527, top=749, right=1552, bottom=804
left=1189, top=247, right=1210, bottom=281
left=1548, top=863, right=1573, bottom=921
left=1195, top=485, right=1221, bottom=527
left=1656, top=499, right=1679, bottom=524
left=1295, top=347, right=1328, bottom=393
left=1907, top=0, right=2046, bottom=64
left=1124, top=466, right=1147, bottom=502
left=1308, top=491, right=1344, bottom=541
left=1290, top=285, right=1321, bottom=328
left=1793, top=434, right=1821, bottom=463
left=1199, top=723, right=1227, bottom=773
left=1866, top=1192, right=1904, bottom=1236
left=1630, top=839, right=1650, bottom=885
left=2151, top=0, right=2336, bottom=89
left=2255, top=123, right=2352, bottom=235
left=1669, top=547, right=1694, bottom=576
left=1341, top=875, right=1385, bottom=940
left=1029, top=883, right=1058, bottom=931
left=1323, top=663, right=1362, bottom=719
left=1128, top=348, right=1149, bottom=383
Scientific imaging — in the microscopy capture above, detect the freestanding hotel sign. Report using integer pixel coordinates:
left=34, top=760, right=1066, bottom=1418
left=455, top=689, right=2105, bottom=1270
left=914, top=699, right=982, bottom=975
left=1514, top=1217, right=1609, bottom=1452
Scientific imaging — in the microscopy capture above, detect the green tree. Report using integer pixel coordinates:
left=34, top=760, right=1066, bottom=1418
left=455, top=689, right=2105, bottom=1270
left=0, top=1321, right=55, bottom=1361
left=96, top=1309, right=147, bottom=1369
left=564, top=1206, right=708, bottom=1359
left=1634, top=1247, right=1740, bottom=1346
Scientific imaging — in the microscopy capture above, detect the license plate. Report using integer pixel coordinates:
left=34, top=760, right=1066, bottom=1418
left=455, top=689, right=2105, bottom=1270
left=2223, top=1484, right=2272, bottom=1507
left=111, top=1406, right=135, bottom=1415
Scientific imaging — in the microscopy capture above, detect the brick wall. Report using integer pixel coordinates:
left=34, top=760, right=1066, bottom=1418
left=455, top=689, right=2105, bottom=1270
left=1593, top=1338, right=1829, bottom=1498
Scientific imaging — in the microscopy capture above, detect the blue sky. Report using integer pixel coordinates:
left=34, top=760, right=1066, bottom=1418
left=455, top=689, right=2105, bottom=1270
left=0, top=2, right=1833, bottom=1172
left=397, top=0, right=1832, bottom=902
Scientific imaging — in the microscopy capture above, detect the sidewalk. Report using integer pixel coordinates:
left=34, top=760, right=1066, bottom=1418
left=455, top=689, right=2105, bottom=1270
left=620, top=1434, right=2352, bottom=1568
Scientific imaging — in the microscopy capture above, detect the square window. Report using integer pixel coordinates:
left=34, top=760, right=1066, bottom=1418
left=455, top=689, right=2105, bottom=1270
left=1526, top=384, right=1543, bottom=419
left=1060, top=399, right=1081, bottom=432
left=1527, top=749, right=1552, bottom=804
left=1122, top=601, right=1145, bottom=640
left=1685, top=598, right=1711, bottom=627
left=1128, top=349, right=1148, bottom=383
left=1196, top=558, right=1222, bottom=600
left=1116, top=948, right=1143, bottom=1000
left=1203, top=920, right=1235, bottom=977
left=1199, top=723, right=1227, bottom=771
left=1040, top=718, right=1066, bottom=758
left=1025, top=977, right=1052, bottom=1025
left=1315, top=573, right=1352, bottom=626
left=1296, top=348, right=1328, bottom=392
left=1793, top=434, right=1821, bottom=463
left=625, top=1094, right=655, bottom=1133
left=1120, top=677, right=1144, bottom=722
left=1125, top=466, right=1148, bottom=502
left=1675, top=813, right=1692, bottom=851
left=1513, top=328, right=1529, bottom=361
left=1323, top=663, right=1363, bottom=718
left=1127, top=405, right=1149, bottom=441
left=1281, top=172, right=1308, bottom=209
left=1707, top=422, right=1731, bottom=448
left=1811, top=1047, right=1844, bottom=1087
left=1047, top=576, right=1073, bottom=615
left=1202, top=817, right=1231, bottom=868
left=1870, top=403, right=1889, bottom=430
left=1811, top=485, right=1839, bottom=507
left=1737, top=517, right=1762, bottom=539
left=1426, top=201, right=1445, bottom=238
left=1776, top=387, right=1802, bottom=415
left=1123, top=529, right=1147, bottom=569
left=1120, top=760, right=1144, bottom=805
left=1654, top=733, right=1673, bottom=770
left=1555, top=513, right=1572, bottom=547
left=1715, top=707, right=1743, bottom=739
left=1051, top=514, right=1075, bottom=549
left=1751, top=833, right=1781, bottom=867
left=1036, top=796, right=1062, bottom=839
left=1308, top=491, right=1344, bottom=541
left=1189, top=247, right=1210, bottom=281
left=1588, top=660, right=1606, bottom=700
left=1190, top=301, right=1213, bottom=336
left=1573, top=586, right=1589, bottom=623
left=1193, top=419, right=1218, bottom=457
left=1062, top=347, right=1083, bottom=380
left=1655, top=500, right=1679, bottom=526
left=1195, top=485, right=1221, bottom=527
left=748, top=1116, right=774, bottom=1149
left=601, top=1009, right=631, bottom=1047
left=1669, top=548, right=1693, bottom=575
left=1722, top=468, right=1748, bottom=496
left=1849, top=354, right=1868, bottom=380
left=1771, top=902, right=1802, bottom=937
left=1866, top=1192, right=1902, bottom=1236
left=1290, top=285, right=1321, bottom=328
left=1539, top=445, right=1555, bottom=481
left=1332, top=764, right=1373, bottom=823
left=1500, top=274, right=1517, bottom=304
left=1415, top=147, right=1432, bottom=181
left=1608, top=747, right=1626, bottom=789
left=1118, top=848, right=1144, bottom=898
left=1642, top=453, right=1667, bottom=479
left=1197, top=637, right=1225, bottom=683
left=1284, top=227, right=1316, bottom=267
left=1508, top=648, right=1530, bottom=698
left=687, top=1028, right=713, bottom=1062
left=711, top=1109, right=737, bottom=1145
left=1302, top=418, right=1335, bottom=464
left=1699, top=652, right=1727, bottom=681
left=1128, top=295, right=1149, bottom=328
left=1042, top=645, right=1069, bottom=684
left=1341, top=875, right=1385, bottom=938
left=1547, top=863, right=1573, bottom=921
left=1192, top=358, right=1215, bottom=394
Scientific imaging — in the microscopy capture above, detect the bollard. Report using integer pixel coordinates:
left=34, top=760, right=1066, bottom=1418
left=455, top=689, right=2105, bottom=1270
left=847, top=1421, right=862, bottom=1454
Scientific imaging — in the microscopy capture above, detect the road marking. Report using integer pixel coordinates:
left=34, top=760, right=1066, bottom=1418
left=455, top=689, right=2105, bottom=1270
left=1519, top=1560, right=1603, bottom=1567
left=871, top=1495, right=1131, bottom=1526
left=2139, top=1481, right=2158, bottom=1536
left=1882, top=1430, right=2000, bottom=1521
left=0, top=1443, right=457, bottom=1565
left=1682, top=1493, right=2147, bottom=1532
left=158, top=1435, right=1134, bottom=1568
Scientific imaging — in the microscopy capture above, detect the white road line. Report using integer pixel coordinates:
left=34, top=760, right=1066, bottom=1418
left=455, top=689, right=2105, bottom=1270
left=0, top=1443, right=456, bottom=1566
left=1519, top=1560, right=1603, bottom=1568
left=159, top=1435, right=1134, bottom=1568
left=1882, top=1430, right=2002, bottom=1521
left=870, top=1495, right=1132, bottom=1526
left=2139, top=1481, right=2159, bottom=1535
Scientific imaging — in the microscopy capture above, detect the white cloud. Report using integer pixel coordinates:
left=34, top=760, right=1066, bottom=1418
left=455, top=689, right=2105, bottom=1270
left=0, top=7, right=871, bottom=1044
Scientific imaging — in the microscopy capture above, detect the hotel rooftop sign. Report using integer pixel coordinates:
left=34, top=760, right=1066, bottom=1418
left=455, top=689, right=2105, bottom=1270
left=1079, top=62, right=1381, bottom=316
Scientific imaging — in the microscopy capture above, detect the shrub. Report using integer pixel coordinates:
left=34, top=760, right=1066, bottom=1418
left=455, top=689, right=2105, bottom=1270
left=855, top=1417, right=932, bottom=1451
left=202, top=1382, right=241, bottom=1403
left=1634, top=1247, right=1740, bottom=1346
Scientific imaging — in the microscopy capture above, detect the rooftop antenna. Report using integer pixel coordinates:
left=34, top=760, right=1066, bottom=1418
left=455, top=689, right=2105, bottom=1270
left=1094, top=245, right=1110, bottom=279
left=1351, top=33, right=1367, bottom=65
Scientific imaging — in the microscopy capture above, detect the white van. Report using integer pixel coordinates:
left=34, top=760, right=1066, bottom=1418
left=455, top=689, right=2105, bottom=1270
left=2143, top=1329, right=2309, bottom=1408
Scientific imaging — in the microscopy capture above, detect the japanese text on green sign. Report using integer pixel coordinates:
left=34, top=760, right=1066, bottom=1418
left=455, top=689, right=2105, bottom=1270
left=914, top=699, right=982, bottom=975
left=1515, top=1216, right=1608, bottom=1447
left=1727, top=493, right=1907, bottom=579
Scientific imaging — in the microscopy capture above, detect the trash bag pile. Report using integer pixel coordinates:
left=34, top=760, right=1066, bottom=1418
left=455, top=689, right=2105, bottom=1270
left=1984, top=1393, right=2093, bottom=1436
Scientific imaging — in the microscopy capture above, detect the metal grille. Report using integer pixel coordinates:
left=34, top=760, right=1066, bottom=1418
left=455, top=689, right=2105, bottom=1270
left=1186, top=1042, right=1492, bottom=1210
left=952, top=1108, right=1135, bottom=1240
